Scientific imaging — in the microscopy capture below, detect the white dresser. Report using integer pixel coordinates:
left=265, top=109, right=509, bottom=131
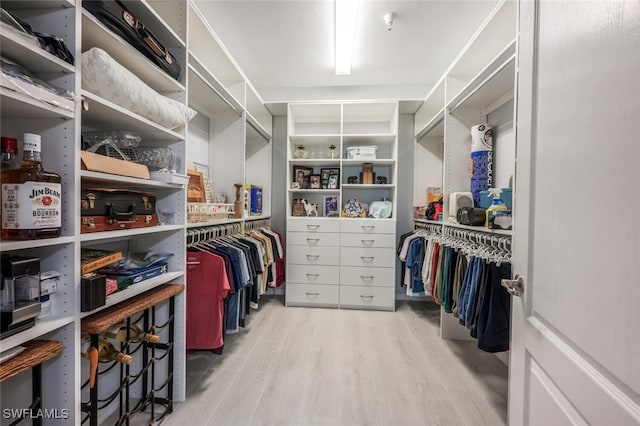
left=286, top=217, right=396, bottom=311
left=286, top=218, right=341, bottom=308
left=339, top=219, right=396, bottom=310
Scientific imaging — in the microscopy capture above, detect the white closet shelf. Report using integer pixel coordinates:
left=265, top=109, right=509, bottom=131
left=246, top=85, right=272, bottom=136
left=341, top=184, right=395, bottom=189
left=289, top=189, right=341, bottom=195
left=0, top=236, right=76, bottom=252
left=445, top=222, right=513, bottom=236
left=79, top=271, right=184, bottom=319
left=187, top=59, right=242, bottom=116
left=246, top=113, right=271, bottom=143
left=0, top=315, right=75, bottom=353
left=342, top=159, right=395, bottom=166
left=414, top=76, right=445, bottom=135
left=447, top=0, right=517, bottom=79
left=81, top=90, right=184, bottom=142
left=289, top=159, right=341, bottom=167
left=125, top=0, right=186, bottom=49
left=289, top=135, right=341, bottom=142
left=80, top=170, right=185, bottom=190
left=414, top=219, right=443, bottom=226
left=416, top=109, right=445, bottom=141
left=1, top=31, right=74, bottom=75
left=0, top=90, right=74, bottom=120
left=81, top=10, right=185, bottom=94
left=187, top=218, right=244, bottom=228
left=80, top=224, right=184, bottom=243
left=245, top=214, right=271, bottom=221
left=449, top=41, right=516, bottom=113
left=187, top=4, right=244, bottom=92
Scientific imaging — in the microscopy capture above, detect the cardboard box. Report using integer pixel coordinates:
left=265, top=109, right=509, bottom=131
left=81, top=151, right=150, bottom=179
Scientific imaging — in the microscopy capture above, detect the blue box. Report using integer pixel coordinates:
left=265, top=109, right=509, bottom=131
left=479, top=188, right=512, bottom=210
left=250, top=185, right=263, bottom=215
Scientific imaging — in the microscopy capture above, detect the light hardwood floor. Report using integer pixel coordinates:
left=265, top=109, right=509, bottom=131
left=163, top=296, right=508, bottom=426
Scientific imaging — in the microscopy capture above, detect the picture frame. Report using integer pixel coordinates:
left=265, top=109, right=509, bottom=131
left=292, top=199, right=305, bottom=216
left=323, top=196, right=339, bottom=217
left=328, top=174, right=339, bottom=189
left=310, top=174, right=321, bottom=189
left=328, top=168, right=340, bottom=188
left=293, top=166, right=313, bottom=189
left=320, top=168, right=331, bottom=189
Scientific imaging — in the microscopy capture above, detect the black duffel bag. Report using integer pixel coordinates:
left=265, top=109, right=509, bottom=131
left=83, top=0, right=181, bottom=81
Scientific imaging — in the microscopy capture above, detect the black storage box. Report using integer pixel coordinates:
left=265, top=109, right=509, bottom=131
left=81, top=273, right=106, bottom=312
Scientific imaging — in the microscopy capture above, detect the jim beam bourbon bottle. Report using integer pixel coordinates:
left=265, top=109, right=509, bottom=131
left=1, top=133, right=62, bottom=240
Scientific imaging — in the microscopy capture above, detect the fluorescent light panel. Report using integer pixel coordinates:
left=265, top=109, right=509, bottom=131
left=335, top=0, right=359, bottom=75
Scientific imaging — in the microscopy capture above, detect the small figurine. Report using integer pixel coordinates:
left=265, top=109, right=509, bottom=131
left=301, top=199, right=318, bottom=217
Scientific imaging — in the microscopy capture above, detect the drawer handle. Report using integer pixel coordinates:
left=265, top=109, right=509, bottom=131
left=306, top=292, right=319, bottom=297
left=361, top=239, right=375, bottom=245
left=360, top=275, right=374, bottom=281
left=306, top=238, right=320, bottom=244
left=306, top=273, right=320, bottom=279
left=306, top=255, right=320, bottom=260
left=307, top=224, right=320, bottom=230
left=361, top=225, right=375, bottom=231
left=360, top=295, right=374, bottom=300
left=360, top=256, right=374, bottom=262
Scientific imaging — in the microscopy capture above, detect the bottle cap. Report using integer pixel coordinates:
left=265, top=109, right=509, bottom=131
left=1, top=137, right=17, bottom=153
left=23, top=133, right=41, bottom=152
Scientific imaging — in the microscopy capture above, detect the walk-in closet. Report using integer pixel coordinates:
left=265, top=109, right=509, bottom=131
left=1, top=0, right=637, bottom=425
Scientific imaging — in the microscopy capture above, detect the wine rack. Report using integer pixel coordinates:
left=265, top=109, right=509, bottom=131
left=80, top=284, right=184, bottom=426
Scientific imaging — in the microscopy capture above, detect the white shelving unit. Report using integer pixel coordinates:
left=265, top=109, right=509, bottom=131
left=412, top=0, right=517, bottom=341
left=286, top=102, right=398, bottom=311
left=1, top=0, right=272, bottom=424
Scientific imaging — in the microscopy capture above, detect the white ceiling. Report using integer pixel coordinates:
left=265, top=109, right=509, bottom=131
left=192, top=0, right=500, bottom=112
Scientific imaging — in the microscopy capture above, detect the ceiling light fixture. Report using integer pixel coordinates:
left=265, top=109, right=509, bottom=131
left=335, top=0, right=359, bottom=75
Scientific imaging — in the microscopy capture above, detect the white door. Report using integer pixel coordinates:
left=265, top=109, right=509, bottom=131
left=509, top=0, right=640, bottom=424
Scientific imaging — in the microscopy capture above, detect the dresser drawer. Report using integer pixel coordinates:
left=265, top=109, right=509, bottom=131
left=287, top=264, right=340, bottom=285
left=340, top=233, right=396, bottom=248
left=286, top=283, right=339, bottom=307
left=339, top=286, right=395, bottom=310
left=288, top=246, right=340, bottom=266
left=340, top=219, right=395, bottom=234
left=287, top=218, right=340, bottom=233
left=288, top=232, right=340, bottom=247
left=340, top=247, right=396, bottom=268
left=340, top=266, right=395, bottom=287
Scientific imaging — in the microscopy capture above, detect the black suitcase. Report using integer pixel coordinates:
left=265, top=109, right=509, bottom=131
left=82, top=0, right=181, bottom=80
left=80, top=188, right=156, bottom=218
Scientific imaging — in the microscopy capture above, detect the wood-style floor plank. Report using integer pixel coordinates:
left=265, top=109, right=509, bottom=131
left=165, top=296, right=508, bottom=426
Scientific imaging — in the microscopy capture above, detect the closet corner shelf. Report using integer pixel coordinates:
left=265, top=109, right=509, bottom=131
left=246, top=112, right=271, bottom=142
left=187, top=218, right=244, bottom=228
left=81, top=283, right=185, bottom=334
left=187, top=56, right=243, bottom=115
left=0, top=315, right=75, bottom=354
left=0, top=340, right=63, bottom=383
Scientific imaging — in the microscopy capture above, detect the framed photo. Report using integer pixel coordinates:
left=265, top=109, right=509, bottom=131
left=310, top=174, right=321, bottom=189
left=323, top=196, right=339, bottom=217
left=328, top=168, right=340, bottom=188
left=320, top=168, right=331, bottom=189
left=293, top=166, right=313, bottom=189
left=292, top=199, right=305, bottom=216
left=328, top=174, right=339, bottom=189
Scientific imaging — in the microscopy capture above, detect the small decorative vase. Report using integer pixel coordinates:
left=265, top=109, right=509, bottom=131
left=294, top=145, right=308, bottom=159
left=233, top=183, right=243, bottom=218
left=327, top=144, right=338, bottom=159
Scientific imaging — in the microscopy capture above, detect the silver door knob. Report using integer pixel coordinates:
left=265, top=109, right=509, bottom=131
left=501, top=275, right=524, bottom=297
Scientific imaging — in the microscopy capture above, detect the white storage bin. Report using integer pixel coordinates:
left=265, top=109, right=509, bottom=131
left=345, top=146, right=377, bottom=160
